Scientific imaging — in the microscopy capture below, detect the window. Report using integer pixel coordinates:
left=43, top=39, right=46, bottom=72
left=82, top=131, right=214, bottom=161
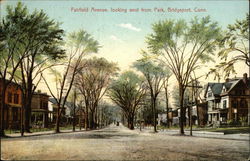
left=208, top=92, right=212, bottom=97
left=14, top=94, right=19, bottom=104
left=240, top=99, right=247, bottom=108
left=8, top=92, right=12, bottom=103
left=231, top=100, right=237, bottom=108
left=223, top=100, right=227, bottom=109
left=43, top=102, right=48, bottom=109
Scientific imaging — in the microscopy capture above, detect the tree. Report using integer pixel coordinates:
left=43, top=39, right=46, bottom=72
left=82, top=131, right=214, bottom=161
left=163, top=69, right=172, bottom=128
left=0, top=2, right=64, bottom=135
left=133, top=53, right=168, bottom=132
left=147, top=16, right=222, bottom=134
left=74, top=57, right=118, bottom=129
left=209, top=13, right=249, bottom=79
left=0, top=2, right=30, bottom=136
left=207, top=14, right=249, bottom=126
left=15, top=4, right=65, bottom=132
left=108, top=71, right=146, bottom=130
left=43, top=30, right=100, bottom=133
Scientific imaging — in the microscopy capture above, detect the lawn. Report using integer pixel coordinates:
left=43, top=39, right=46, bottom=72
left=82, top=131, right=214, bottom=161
left=203, top=127, right=250, bottom=134
left=156, top=125, right=249, bottom=134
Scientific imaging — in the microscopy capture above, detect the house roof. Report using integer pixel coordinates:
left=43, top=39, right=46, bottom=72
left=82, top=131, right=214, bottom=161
left=207, top=83, right=223, bottom=96
left=49, top=97, right=79, bottom=116
left=0, top=78, right=22, bottom=88
left=223, top=80, right=240, bottom=93
left=49, top=98, right=58, bottom=104
left=205, top=77, right=249, bottom=97
left=34, top=91, right=50, bottom=97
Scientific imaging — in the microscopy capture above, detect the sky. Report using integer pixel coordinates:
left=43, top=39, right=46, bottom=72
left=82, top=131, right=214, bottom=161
left=0, top=0, right=249, bottom=102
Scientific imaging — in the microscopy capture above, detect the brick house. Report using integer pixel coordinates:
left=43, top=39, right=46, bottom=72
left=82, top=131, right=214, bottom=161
left=205, top=73, right=249, bottom=125
left=0, top=79, right=22, bottom=130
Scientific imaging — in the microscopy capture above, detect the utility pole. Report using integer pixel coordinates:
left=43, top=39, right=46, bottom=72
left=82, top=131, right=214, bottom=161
left=186, top=79, right=202, bottom=136
left=73, top=90, right=76, bottom=132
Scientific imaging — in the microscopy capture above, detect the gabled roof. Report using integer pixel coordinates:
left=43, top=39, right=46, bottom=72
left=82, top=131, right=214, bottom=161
left=205, top=77, right=249, bottom=97
left=49, top=97, right=79, bottom=112
left=223, top=80, right=240, bottom=94
left=206, top=83, right=223, bottom=96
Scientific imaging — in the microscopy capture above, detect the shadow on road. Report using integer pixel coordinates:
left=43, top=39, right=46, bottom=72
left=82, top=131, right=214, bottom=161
left=1, top=125, right=138, bottom=141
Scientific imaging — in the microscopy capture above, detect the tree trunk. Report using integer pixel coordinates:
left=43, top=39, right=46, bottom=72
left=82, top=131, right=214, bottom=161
left=179, top=84, right=185, bottom=135
left=24, top=77, right=33, bottom=132
left=85, top=106, right=89, bottom=130
left=195, top=98, right=200, bottom=126
left=0, top=82, right=7, bottom=137
left=165, top=86, right=169, bottom=128
left=90, top=111, right=95, bottom=129
left=152, top=97, right=157, bottom=133
left=73, top=92, right=76, bottom=132
left=20, top=90, right=25, bottom=136
left=55, top=105, right=61, bottom=133
left=127, top=114, right=134, bottom=130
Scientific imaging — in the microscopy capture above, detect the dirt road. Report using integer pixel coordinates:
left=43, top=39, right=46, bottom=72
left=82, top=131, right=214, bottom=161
left=1, top=124, right=249, bottom=160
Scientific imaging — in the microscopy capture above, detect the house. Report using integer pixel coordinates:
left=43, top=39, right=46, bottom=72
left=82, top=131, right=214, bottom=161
left=157, top=108, right=174, bottom=126
left=0, top=79, right=22, bottom=130
left=49, top=98, right=77, bottom=125
left=187, top=101, right=208, bottom=126
left=205, top=73, right=249, bottom=125
left=157, top=113, right=167, bottom=126
left=31, top=90, right=50, bottom=128
left=196, top=102, right=208, bottom=126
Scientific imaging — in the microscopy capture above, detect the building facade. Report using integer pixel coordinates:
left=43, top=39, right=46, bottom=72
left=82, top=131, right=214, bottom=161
left=31, top=91, right=50, bottom=128
left=0, top=80, right=22, bottom=129
left=205, top=73, right=249, bottom=125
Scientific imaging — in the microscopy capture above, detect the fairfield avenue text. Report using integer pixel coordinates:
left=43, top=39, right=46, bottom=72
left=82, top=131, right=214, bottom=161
left=70, top=7, right=207, bottom=13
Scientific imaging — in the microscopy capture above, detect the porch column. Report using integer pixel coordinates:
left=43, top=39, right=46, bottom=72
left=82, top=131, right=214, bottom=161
left=42, top=113, right=45, bottom=128
left=34, top=114, right=37, bottom=124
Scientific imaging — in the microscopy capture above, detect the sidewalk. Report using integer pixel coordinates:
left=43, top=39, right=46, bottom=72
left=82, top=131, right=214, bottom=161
left=135, top=127, right=250, bottom=141
left=2, top=129, right=85, bottom=138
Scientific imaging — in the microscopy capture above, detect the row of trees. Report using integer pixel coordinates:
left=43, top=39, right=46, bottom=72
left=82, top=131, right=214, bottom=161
left=0, top=2, right=118, bottom=136
left=0, top=2, right=65, bottom=136
left=1, top=2, right=248, bottom=136
left=108, top=14, right=249, bottom=134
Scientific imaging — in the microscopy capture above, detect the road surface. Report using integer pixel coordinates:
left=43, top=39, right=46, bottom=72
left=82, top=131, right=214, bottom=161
left=1, top=124, right=249, bottom=160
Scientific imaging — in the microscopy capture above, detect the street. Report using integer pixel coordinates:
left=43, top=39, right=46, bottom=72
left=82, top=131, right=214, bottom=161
left=1, top=124, right=249, bottom=160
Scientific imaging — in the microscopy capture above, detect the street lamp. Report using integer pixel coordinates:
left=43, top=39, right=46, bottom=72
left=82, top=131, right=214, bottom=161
left=233, top=108, right=237, bottom=121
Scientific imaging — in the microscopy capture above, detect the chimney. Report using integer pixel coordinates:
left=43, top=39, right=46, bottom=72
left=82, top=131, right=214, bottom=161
left=225, top=78, right=230, bottom=82
left=243, top=73, right=248, bottom=84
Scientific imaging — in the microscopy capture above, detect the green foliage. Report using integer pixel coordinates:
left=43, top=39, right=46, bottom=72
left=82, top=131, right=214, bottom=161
left=147, top=16, right=221, bottom=63
left=133, top=52, right=168, bottom=80
left=147, top=16, right=222, bottom=133
left=208, top=13, right=249, bottom=79
left=108, top=71, right=146, bottom=112
left=0, top=2, right=65, bottom=78
left=67, top=30, right=101, bottom=54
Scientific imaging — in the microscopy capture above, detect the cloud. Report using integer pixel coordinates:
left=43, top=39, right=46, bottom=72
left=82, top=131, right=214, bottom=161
left=117, top=23, right=141, bottom=32
left=110, top=35, right=123, bottom=42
